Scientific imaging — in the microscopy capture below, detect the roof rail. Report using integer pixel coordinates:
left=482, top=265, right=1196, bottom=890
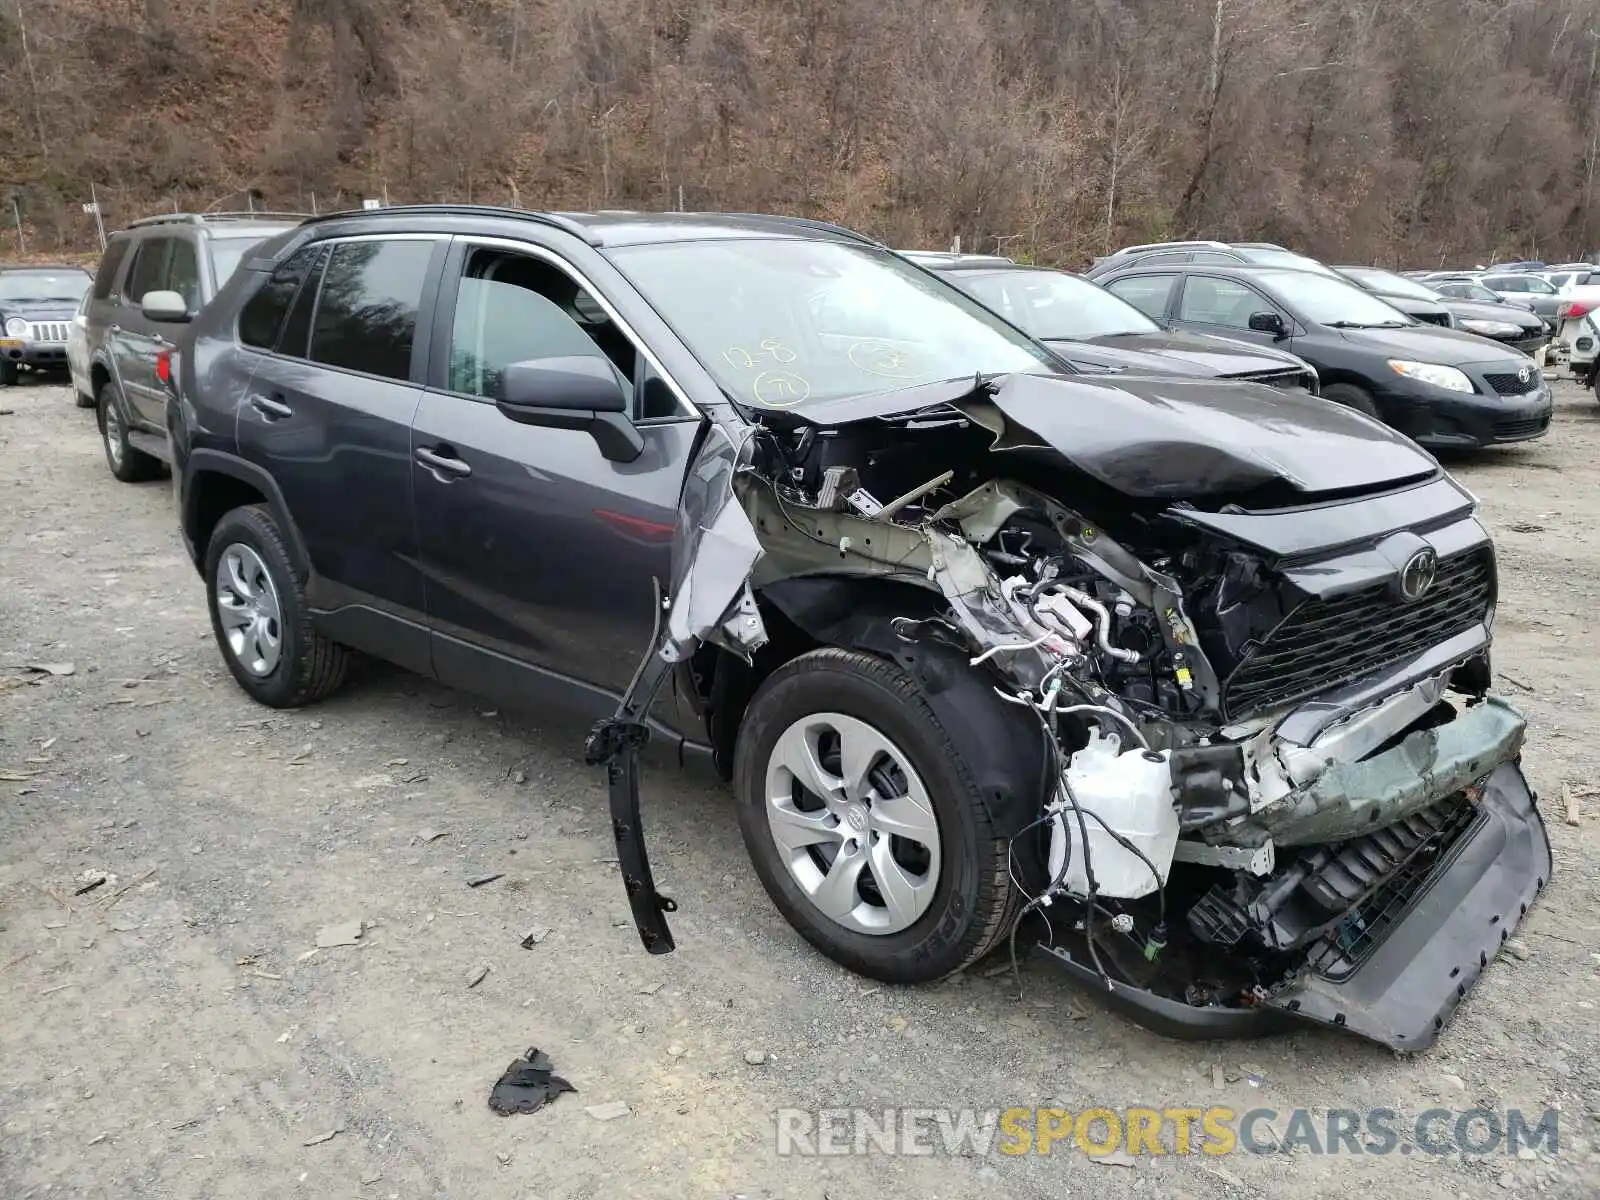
left=303, top=204, right=604, bottom=246
left=1115, top=239, right=1232, bottom=255
left=713, top=213, right=883, bottom=247
left=1232, top=241, right=1290, bottom=251
left=126, top=211, right=311, bottom=229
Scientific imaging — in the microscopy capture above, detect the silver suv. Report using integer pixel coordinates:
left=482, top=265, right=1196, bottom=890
left=77, top=212, right=304, bottom=481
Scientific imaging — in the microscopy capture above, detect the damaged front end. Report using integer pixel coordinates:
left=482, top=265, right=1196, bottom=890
left=588, top=370, right=1551, bottom=1051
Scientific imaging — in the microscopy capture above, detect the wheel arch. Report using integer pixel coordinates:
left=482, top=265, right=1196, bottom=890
left=184, top=450, right=311, bottom=580
left=688, top=574, right=1048, bottom=837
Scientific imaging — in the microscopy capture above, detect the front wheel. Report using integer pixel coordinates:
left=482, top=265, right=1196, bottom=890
left=733, top=648, right=1021, bottom=984
left=204, top=504, right=349, bottom=708
left=0, top=361, right=17, bottom=387
left=1320, top=382, right=1382, bottom=420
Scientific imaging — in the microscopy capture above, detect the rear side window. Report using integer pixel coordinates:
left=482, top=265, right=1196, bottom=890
left=167, top=239, right=200, bottom=311
left=1105, top=273, right=1178, bottom=320
left=93, top=240, right=131, bottom=301
left=309, top=240, right=434, bottom=381
left=124, top=238, right=171, bottom=305
left=238, top=245, right=321, bottom=350
left=277, top=247, right=327, bottom=359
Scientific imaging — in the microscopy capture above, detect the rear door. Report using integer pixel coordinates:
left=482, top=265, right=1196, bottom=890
left=235, top=235, right=444, bottom=672
left=411, top=237, right=697, bottom=703
left=111, top=235, right=173, bottom=428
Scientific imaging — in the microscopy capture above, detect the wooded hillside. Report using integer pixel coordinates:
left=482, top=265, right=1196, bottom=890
left=4, top=0, right=1599, bottom=266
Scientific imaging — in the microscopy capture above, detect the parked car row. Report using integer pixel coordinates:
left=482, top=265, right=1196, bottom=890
left=54, top=203, right=1551, bottom=1056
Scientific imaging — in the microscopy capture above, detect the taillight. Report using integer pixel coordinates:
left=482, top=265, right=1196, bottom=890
left=1559, top=299, right=1595, bottom=321
left=155, top=349, right=172, bottom=384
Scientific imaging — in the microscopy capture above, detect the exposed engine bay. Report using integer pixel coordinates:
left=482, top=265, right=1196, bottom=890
left=588, top=371, right=1551, bottom=1052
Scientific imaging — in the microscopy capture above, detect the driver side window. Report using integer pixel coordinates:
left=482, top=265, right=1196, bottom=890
left=1178, top=277, right=1277, bottom=329
left=446, top=248, right=659, bottom=414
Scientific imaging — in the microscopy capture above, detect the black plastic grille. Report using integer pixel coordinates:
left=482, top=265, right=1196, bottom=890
left=1306, top=795, right=1483, bottom=982
left=1220, top=546, right=1493, bottom=719
left=1492, top=415, right=1549, bottom=441
left=1482, top=370, right=1541, bottom=395
left=1416, top=312, right=1452, bottom=327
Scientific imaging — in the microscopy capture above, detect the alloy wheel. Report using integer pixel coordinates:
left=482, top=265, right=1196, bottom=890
left=763, top=711, right=942, bottom=935
left=214, top=543, right=284, bottom=676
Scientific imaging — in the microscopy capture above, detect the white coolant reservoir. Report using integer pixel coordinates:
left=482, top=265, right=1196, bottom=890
left=1046, top=728, right=1178, bottom=900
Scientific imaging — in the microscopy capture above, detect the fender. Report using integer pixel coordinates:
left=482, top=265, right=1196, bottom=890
left=184, top=448, right=313, bottom=579
left=760, top=575, right=1050, bottom=840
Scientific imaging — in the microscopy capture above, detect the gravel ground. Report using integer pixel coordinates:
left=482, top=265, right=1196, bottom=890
left=2, top=378, right=1598, bottom=1200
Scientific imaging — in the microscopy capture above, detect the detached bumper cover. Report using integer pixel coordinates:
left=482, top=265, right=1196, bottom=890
left=1043, top=759, right=1550, bottom=1051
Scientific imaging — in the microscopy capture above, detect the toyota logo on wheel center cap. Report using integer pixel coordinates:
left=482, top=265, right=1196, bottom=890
left=845, top=805, right=869, bottom=832
left=1399, top=548, right=1437, bottom=602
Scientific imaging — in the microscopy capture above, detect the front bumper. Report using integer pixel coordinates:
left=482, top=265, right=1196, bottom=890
left=1042, top=758, right=1550, bottom=1051
left=0, top=337, right=69, bottom=368
left=1392, top=381, right=1553, bottom=449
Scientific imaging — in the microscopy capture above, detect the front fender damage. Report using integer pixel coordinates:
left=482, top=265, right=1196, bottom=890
left=584, top=380, right=1552, bottom=1054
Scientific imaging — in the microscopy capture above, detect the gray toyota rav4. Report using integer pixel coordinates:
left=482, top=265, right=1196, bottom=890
left=157, top=205, right=1550, bottom=1051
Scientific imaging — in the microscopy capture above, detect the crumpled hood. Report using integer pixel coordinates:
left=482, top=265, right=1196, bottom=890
left=1052, top=329, right=1308, bottom=378
left=980, top=372, right=1439, bottom=498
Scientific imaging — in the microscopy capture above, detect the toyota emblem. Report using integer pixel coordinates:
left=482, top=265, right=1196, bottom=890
left=1398, top=548, right=1437, bottom=602
left=1517, top=365, right=1531, bottom=384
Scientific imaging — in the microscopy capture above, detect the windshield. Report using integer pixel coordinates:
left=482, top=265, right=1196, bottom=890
left=208, top=235, right=273, bottom=289
left=1340, top=267, right=1442, bottom=302
left=1267, top=271, right=1415, bottom=327
left=0, top=269, right=92, bottom=303
left=609, top=239, right=1055, bottom=407
left=951, top=269, right=1160, bottom=340
left=1240, top=248, right=1339, bottom=276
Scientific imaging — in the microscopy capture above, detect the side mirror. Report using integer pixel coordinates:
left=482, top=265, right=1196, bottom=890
left=495, top=355, right=642, bottom=463
left=1247, top=311, right=1287, bottom=337
left=141, top=290, right=191, bottom=323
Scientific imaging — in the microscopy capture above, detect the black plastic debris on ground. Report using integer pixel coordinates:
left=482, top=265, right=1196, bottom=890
left=488, top=1047, right=576, bottom=1116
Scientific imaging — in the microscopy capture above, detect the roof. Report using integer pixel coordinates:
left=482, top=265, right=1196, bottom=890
left=125, top=211, right=310, bottom=232
left=1098, top=261, right=1326, bottom=282
left=0, top=262, right=91, bottom=273
left=285, top=205, right=883, bottom=249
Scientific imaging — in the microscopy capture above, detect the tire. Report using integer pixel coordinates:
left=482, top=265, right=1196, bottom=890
left=1320, top=382, right=1382, bottom=419
left=0, top=361, right=16, bottom=387
left=74, top=387, right=96, bottom=408
left=97, top=381, right=162, bottom=482
left=203, top=504, right=349, bottom=708
left=733, top=648, right=1022, bottom=984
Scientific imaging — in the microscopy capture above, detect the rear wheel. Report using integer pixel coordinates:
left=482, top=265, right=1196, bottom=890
left=1320, top=382, right=1382, bottom=420
left=98, top=381, right=161, bottom=482
left=733, top=648, right=1021, bottom=984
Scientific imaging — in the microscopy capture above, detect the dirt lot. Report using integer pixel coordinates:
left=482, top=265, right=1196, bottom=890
left=2, top=379, right=1598, bottom=1200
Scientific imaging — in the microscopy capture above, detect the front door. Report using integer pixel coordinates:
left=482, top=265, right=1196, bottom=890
left=236, top=235, right=444, bottom=672
left=1173, top=273, right=1292, bottom=349
left=411, top=239, right=697, bottom=704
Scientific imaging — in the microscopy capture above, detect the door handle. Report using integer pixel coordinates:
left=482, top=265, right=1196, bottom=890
left=250, top=394, right=293, bottom=420
left=415, top=446, right=472, bottom=479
